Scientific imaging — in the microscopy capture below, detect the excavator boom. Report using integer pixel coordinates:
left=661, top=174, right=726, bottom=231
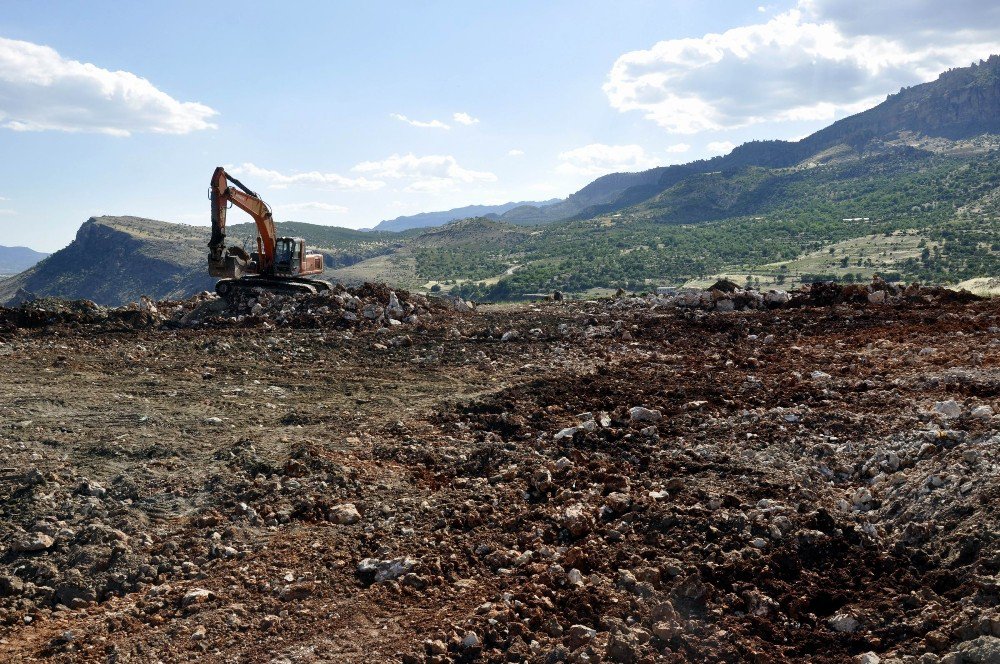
left=209, top=166, right=279, bottom=275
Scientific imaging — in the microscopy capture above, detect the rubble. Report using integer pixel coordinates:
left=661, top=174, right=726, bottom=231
left=0, top=280, right=996, bottom=662
left=0, top=281, right=465, bottom=337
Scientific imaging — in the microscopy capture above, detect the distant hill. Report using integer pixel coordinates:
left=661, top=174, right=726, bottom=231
left=372, top=200, right=559, bottom=232
left=0, top=245, right=48, bottom=274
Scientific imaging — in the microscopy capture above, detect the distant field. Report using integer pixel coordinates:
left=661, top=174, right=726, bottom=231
left=956, top=277, right=1000, bottom=296
left=679, top=231, right=941, bottom=291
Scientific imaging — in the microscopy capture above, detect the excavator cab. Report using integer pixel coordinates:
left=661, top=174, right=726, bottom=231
left=274, top=237, right=303, bottom=276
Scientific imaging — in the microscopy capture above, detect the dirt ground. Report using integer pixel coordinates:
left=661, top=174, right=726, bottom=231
left=0, top=287, right=997, bottom=663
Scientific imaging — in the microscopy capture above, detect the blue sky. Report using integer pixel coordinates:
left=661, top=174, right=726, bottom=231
left=1, top=0, right=998, bottom=250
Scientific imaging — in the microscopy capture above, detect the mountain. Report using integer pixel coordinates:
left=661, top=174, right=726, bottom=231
left=372, top=200, right=559, bottom=232
left=0, top=245, right=48, bottom=274
left=0, top=217, right=215, bottom=306
left=502, top=55, right=1000, bottom=226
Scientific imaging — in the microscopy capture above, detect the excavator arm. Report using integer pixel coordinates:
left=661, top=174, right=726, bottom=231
left=208, top=166, right=278, bottom=276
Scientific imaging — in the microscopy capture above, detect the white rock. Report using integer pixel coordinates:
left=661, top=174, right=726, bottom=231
left=554, top=457, right=573, bottom=471
left=567, top=568, right=585, bottom=586
left=857, top=651, right=880, bottom=664
left=12, top=532, right=55, bottom=552
left=933, top=400, right=962, bottom=419
left=765, top=290, right=790, bottom=305
left=629, top=406, right=662, bottom=422
left=182, top=588, right=214, bottom=606
left=386, top=292, right=404, bottom=318
left=328, top=503, right=361, bottom=525
left=461, top=631, right=481, bottom=650
left=828, top=613, right=859, bottom=633
left=554, top=427, right=578, bottom=441
left=205, top=417, right=224, bottom=425
left=810, top=370, right=832, bottom=380
left=971, top=405, right=993, bottom=419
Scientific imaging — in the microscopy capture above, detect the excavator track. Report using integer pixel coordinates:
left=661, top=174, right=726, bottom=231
left=215, top=277, right=333, bottom=299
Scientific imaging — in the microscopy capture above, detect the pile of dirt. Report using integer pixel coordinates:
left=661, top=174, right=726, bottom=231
left=642, top=278, right=982, bottom=313
left=0, top=283, right=473, bottom=339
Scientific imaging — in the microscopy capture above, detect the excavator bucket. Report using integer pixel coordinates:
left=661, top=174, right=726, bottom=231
left=208, top=254, right=247, bottom=279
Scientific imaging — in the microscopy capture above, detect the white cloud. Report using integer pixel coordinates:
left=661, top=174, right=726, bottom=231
left=707, top=140, right=736, bottom=155
left=453, top=112, right=480, bottom=126
left=279, top=202, right=348, bottom=214
left=0, top=208, right=16, bottom=216
left=805, top=0, right=1000, bottom=46
left=352, top=153, right=497, bottom=193
left=390, top=113, right=450, bottom=129
left=0, top=37, right=216, bottom=136
left=507, top=149, right=525, bottom=156
left=604, top=3, right=1000, bottom=134
left=228, top=162, right=385, bottom=191
left=666, top=143, right=691, bottom=153
left=556, top=143, right=661, bottom=176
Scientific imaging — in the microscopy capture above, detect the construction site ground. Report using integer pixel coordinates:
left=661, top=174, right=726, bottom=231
left=0, top=288, right=998, bottom=663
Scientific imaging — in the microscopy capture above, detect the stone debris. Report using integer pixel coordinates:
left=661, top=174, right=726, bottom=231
left=11, top=532, right=55, bottom=553
left=357, top=556, right=417, bottom=584
left=828, top=613, right=860, bottom=633
left=0, top=282, right=471, bottom=334
left=0, top=279, right=995, bottom=663
left=629, top=406, right=662, bottom=422
left=327, top=503, right=361, bottom=525
left=612, top=277, right=980, bottom=313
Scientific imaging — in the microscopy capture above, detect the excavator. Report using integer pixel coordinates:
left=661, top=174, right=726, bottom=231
left=207, top=166, right=332, bottom=297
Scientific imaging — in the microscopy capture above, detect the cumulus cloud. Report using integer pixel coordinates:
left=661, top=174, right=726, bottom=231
left=666, top=143, right=691, bottom=153
left=805, top=0, right=1000, bottom=44
left=228, top=162, right=384, bottom=191
left=604, top=3, right=1000, bottom=134
left=0, top=37, right=216, bottom=136
left=390, top=113, right=449, bottom=129
left=453, top=112, right=480, bottom=126
left=707, top=140, right=737, bottom=155
left=556, top=143, right=661, bottom=176
left=507, top=149, right=525, bottom=156
left=279, top=202, right=348, bottom=214
left=0, top=208, right=15, bottom=216
left=352, top=153, right=497, bottom=193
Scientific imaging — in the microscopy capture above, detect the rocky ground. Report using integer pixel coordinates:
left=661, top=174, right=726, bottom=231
left=0, top=282, right=997, bottom=663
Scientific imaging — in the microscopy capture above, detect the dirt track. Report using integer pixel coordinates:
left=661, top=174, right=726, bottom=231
left=0, top=289, right=998, bottom=663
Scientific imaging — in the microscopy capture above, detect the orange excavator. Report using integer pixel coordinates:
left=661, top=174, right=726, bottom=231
left=208, top=166, right=332, bottom=297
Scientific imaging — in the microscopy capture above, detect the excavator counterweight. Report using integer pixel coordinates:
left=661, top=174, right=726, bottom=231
left=208, top=166, right=331, bottom=297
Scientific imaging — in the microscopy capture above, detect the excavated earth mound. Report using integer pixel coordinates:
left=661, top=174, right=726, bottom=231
left=0, top=282, right=996, bottom=663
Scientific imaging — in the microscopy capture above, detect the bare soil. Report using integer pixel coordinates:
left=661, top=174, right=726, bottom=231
left=0, top=289, right=997, bottom=663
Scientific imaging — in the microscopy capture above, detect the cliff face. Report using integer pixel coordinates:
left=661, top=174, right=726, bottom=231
left=0, top=217, right=214, bottom=306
